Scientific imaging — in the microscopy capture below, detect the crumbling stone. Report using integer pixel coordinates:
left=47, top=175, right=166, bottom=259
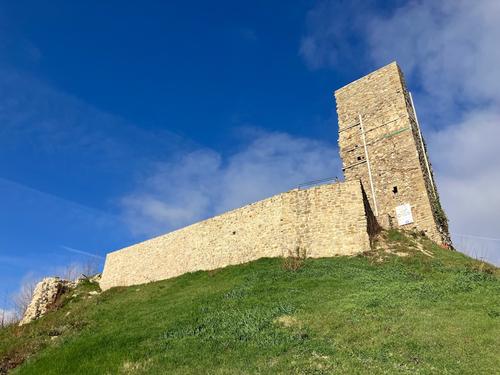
left=19, top=277, right=69, bottom=326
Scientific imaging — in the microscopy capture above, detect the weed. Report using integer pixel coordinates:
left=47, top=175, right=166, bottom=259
left=282, top=246, right=307, bottom=272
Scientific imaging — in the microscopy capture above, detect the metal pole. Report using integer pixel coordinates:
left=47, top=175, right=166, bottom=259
left=409, top=92, right=436, bottom=197
left=359, top=114, right=378, bottom=216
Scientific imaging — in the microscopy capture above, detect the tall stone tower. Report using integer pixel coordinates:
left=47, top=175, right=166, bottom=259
left=335, top=62, right=450, bottom=245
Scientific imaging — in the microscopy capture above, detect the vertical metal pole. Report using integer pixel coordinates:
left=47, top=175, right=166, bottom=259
left=409, top=92, right=436, bottom=198
left=359, top=114, right=378, bottom=216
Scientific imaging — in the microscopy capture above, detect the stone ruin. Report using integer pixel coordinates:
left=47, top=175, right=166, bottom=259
left=18, top=61, right=452, bottom=323
left=19, top=277, right=69, bottom=326
left=98, top=62, right=451, bottom=291
left=19, top=274, right=101, bottom=325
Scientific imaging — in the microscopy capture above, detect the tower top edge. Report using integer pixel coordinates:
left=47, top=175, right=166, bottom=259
left=333, top=61, right=401, bottom=96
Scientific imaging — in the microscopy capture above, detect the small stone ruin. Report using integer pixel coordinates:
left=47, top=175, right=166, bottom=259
left=19, top=277, right=70, bottom=326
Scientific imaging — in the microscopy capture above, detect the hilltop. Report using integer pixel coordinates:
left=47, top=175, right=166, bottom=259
left=1, top=230, right=499, bottom=374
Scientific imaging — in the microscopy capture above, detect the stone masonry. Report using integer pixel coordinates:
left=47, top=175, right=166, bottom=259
left=100, top=180, right=375, bottom=290
left=19, top=277, right=68, bottom=326
left=100, top=62, right=450, bottom=291
left=335, top=62, right=450, bottom=245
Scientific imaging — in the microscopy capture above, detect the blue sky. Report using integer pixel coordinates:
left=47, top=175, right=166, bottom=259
left=1, top=1, right=499, bottom=312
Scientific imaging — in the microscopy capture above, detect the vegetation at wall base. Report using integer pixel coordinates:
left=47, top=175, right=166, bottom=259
left=1, top=230, right=498, bottom=374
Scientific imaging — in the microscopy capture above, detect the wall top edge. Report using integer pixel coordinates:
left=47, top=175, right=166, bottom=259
left=105, top=179, right=363, bottom=257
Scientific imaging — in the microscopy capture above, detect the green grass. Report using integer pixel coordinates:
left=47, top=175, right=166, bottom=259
left=1, top=230, right=499, bottom=374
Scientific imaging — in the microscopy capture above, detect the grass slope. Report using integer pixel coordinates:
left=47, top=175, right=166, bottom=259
left=1, top=230, right=499, bottom=374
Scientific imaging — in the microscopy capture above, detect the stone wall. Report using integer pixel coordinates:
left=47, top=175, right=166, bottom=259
left=19, top=277, right=68, bottom=326
left=99, top=62, right=450, bottom=291
left=335, top=62, right=449, bottom=244
left=100, top=180, right=373, bottom=290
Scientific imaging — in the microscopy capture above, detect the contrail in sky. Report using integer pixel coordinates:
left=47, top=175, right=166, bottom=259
left=60, top=245, right=104, bottom=260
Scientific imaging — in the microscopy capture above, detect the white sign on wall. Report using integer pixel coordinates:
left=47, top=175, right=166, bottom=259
left=395, top=203, right=414, bottom=226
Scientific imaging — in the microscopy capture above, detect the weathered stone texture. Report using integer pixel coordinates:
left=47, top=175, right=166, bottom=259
left=335, top=61, right=449, bottom=244
left=100, top=62, right=449, bottom=291
left=100, top=180, right=372, bottom=290
left=19, top=277, right=68, bottom=326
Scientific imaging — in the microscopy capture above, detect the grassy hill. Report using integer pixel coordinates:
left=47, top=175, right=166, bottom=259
left=1, top=230, right=499, bottom=374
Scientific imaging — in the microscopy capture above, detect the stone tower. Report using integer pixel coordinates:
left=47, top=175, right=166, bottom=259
left=335, top=62, right=450, bottom=245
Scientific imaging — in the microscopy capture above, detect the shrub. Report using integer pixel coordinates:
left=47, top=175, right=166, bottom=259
left=282, top=246, right=306, bottom=272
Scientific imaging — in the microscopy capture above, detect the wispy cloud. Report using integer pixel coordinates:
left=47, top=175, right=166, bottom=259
left=121, top=130, right=341, bottom=237
left=299, top=0, right=371, bottom=71
left=0, top=172, right=127, bottom=305
left=239, top=28, right=258, bottom=42
left=301, top=0, right=500, bottom=111
left=366, top=0, right=500, bottom=118
left=0, top=255, right=24, bottom=266
left=0, top=67, right=188, bottom=171
left=0, top=176, right=118, bottom=221
left=0, top=64, right=191, bottom=295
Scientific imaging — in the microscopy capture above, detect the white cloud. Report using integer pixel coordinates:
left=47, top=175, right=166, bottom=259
left=366, top=0, right=500, bottom=263
left=428, top=109, right=500, bottom=263
left=121, top=149, right=222, bottom=236
left=300, top=0, right=500, bottom=264
left=121, top=131, right=341, bottom=237
left=367, top=0, right=500, bottom=115
left=300, top=0, right=500, bottom=112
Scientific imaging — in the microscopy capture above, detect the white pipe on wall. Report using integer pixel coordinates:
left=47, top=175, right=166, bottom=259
left=359, top=114, right=379, bottom=216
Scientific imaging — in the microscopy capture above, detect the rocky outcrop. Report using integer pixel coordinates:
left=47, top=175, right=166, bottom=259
left=19, top=277, right=69, bottom=326
left=18, top=274, right=102, bottom=326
